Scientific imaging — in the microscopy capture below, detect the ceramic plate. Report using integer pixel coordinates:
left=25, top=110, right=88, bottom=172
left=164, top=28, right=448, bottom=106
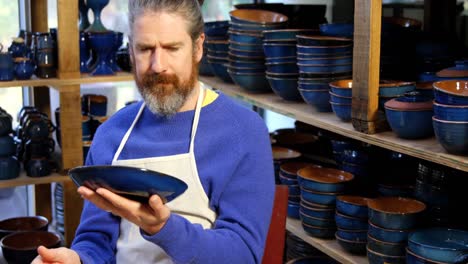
left=69, top=165, right=188, bottom=203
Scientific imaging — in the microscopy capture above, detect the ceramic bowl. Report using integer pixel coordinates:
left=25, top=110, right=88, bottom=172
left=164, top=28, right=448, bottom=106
left=0, top=216, right=48, bottom=240
left=433, top=101, right=468, bottom=121
left=432, top=117, right=468, bottom=155
left=298, top=56, right=352, bottom=66
left=272, top=146, right=301, bottom=161
left=229, top=30, right=263, bottom=44
left=379, top=81, right=416, bottom=97
left=298, top=81, right=331, bottom=91
left=433, top=80, right=468, bottom=105
left=299, top=210, right=336, bottom=228
left=367, top=246, right=406, bottom=264
left=204, top=20, right=230, bottom=37
left=226, top=64, right=265, bottom=74
left=296, top=45, right=353, bottom=56
left=436, top=60, right=468, bottom=78
left=300, top=187, right=341, bottom=206
left=296, top=35, right=353, bottom=47
left=301, top=222, right=336, bottom=239
left=336, top=228, right=368, bottom=242
left=319, top=23, right=354, bottom=38
left=329, top=91, right=351, bottom=104
left=406, top=248, right=448, bottom=264
left=228, top=51, right=265, bottom=62
left=300, top=197, right=334, bottom=210
left=279, top=173, right=298, bottom=186
left=263, top=43, right=297, bottom=58
left=368, top=197, right=426, bottom=230
left=328, top=79, right=353, bottom=97
left=335, top=211, right=369, bottom=230
left=297, top=63, right=352, bottom=74
left=335, top=232, right=367, bottom=255
left=336, top=195, right=369, bottom=219
left=280, top=162, right=317, bottom=179
left=300, top=200, right=335, bottom=219
left=265, top=56, right=297, bottom=63
left=298, top=88, right=332, bottom=112
left=416, top=82, right=435, bottom=99
left=229, top=9, right=288, bottom=25
left=1, top=231, right=61, bottom=264
left=408, top=228, right=468, bottom=263
left=330, top=102, right=352, bottom=122
left=297, top=167, right=354, bottom=193
left=262, top=29, right=318, bottom=41
left=368, top=234, right=407, bottom=257
left=368, top=220, right=411, bottom=243
left=229, top=41, right=263, bottom=52
left=209, top=62, right=233, bottom=83
left=287, top=201, right=300, bottom=219
left=228, top=58, right=265, bottom=69
left=265, top=61, right=298, bottom=74
left=205, top=40, right=229, bottom=53
left=227, top=70, right=271, bottom=92
left=229, top=21, right=284, bottom=32
left=229, top=47, right=265, bottom=58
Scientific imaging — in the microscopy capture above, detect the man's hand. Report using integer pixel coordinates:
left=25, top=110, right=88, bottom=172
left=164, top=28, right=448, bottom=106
left=77, top=186, right=170, bottom=235
left=32, top=246, right=81, bottom=264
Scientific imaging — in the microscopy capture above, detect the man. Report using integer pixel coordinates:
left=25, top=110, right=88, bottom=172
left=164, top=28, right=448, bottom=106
left=33, top=0, right=275, bottom=263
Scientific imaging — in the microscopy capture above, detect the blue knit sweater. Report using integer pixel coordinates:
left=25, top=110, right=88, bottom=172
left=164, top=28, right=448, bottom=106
left=71, top=92, right=275, bottom=264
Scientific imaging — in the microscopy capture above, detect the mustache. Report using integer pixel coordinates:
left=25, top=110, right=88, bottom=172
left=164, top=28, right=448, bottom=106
left=141, top=72, right=179, bottom=85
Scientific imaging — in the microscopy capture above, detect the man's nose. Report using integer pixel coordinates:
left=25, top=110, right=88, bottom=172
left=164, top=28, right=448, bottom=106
left=150, top=49, right=167, bottom=73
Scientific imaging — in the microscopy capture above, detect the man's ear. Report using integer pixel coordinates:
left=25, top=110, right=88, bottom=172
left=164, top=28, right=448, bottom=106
left=194, top=33, right=205, bottom=63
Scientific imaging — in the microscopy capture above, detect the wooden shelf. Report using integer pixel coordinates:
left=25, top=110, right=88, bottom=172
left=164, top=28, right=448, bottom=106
left=0, top=172, right=70, bottom=189
left=0, top=72, right=134, bottom=88
left=286, top=218, right=368, bottom=264
left=200, top=76, right=468, bottom=173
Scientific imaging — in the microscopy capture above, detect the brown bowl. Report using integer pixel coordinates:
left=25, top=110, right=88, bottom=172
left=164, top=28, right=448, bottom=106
left=0, top=216, right=48, bottom=239
left=230, top=9, right=288, bottom=24
left=298, top=167, right=354, bottom=184
left=272, top=146, right=301, bottom=160
left=433, top=80, right=468, bottom=97
left=1, top=231, right=61, bottom=264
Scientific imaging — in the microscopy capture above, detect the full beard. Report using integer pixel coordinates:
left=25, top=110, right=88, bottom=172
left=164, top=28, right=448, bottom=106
left=134, top=57, right=199, bottom=118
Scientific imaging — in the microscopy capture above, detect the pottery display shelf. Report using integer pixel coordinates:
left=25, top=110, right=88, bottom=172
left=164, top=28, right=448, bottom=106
left=200, top=76, right=468, bottom=172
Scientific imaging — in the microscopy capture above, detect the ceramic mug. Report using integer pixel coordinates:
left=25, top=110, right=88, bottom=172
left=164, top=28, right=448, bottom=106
left=14, top=57, right=36, bottom=80
left=25, top=157, right=52, bottom=177
left=0, top=45, right=15, bottom=81
left=24, top=138, right=55, bottom=160
left=0, top=156, right=20, bottom=180
left=0, top=113, right=13, bottom=136
left=0, top=135, right=16, bottom=157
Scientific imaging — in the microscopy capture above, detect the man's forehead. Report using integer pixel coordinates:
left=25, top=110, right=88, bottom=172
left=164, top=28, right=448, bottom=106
left=132, top=11, right=191, bottom=39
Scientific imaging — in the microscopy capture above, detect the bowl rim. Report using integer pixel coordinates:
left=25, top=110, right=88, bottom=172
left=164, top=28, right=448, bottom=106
left=433, top=100, right=468, bottom=108
left=368, top=219, right=411, bottom=233
left=336, top=195, right=369, bottom=206
left=408, top=228, right=468, bottom=252
left=296, top=35, right=353, bottom=42
left=432, top=116, right=468, bottom=124
left=367, top=197, right=426, bottom=214
left=433, top=80, right=468, bottom=97
left=297, top=44, right=353, bottom=49
left=335, top=232, right=368, bottom=244
left=406, top=248, right=447, bottom=264
left=0, top=231, right=60, bottom=250
left=0, top=216, right=48, bottom=233
left=229, top=9, right=289, bottom=24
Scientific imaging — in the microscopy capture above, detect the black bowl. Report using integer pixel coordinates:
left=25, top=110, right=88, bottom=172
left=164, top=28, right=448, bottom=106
left=1, top=231, right=61, bottom=264
left=0, top=216, right=48, bottom=240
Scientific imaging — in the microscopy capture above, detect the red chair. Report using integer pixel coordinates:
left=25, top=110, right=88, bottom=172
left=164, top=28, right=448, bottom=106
left=262, top=185, right=289, bottom=264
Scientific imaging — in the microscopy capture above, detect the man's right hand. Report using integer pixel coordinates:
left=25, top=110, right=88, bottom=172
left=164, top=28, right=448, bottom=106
left=31, top=246, right=81, bottom=264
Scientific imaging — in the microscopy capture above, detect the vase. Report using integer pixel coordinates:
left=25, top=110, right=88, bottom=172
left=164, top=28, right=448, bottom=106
left=86, top=0, right=110, bottom=32
left=79, top=0, right=90, bottom=31
left=87, top=31, right=115, bottom=76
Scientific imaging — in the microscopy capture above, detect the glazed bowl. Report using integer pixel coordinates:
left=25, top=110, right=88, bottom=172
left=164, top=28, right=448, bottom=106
left=229, top=9, right=288, bottom=25
left=367, top=246, right=406, bottom=264
left=227, top=70, right=271, bottom=92
left=1, top=231, right=61, bottom=264
left=208, top=61, right=232, bottom=83
left=229, top=30, right=263, bottom=45
left=299, top=210, right=336, bottom=228
left=406, top=248, right=448, bottom=264
left=368, top=220, right=411, bottom=243
left=330, top=102, right=352, bottom=122
left=336, top=195, right=369, bottom=219
left=432, top=117, right=468, bottom=155
left=319, top=23, right=354, bottom=38
left=334, top=211, right=369, bottom=230
left=205, top=40, right=229, bottom=53
left=329, top=91, right=351, bottom=104
left=336, top=228, right=368, bottom=242
left=300, top=187, right=341, bottom=206
left=297, top=55, right=352, bottom=66
left=297, top=63, right=352, bottom=74
left=296, top=45, right=353, bottom=56
left=204, top=20, right=230, bottom=38
left=0, top=216, right=48, bottom=239
left=379, top=81, right=416, bottom=97
left=266, top=76, right=302, bottom=101
left=433, top=101, right=468, bottom=122
left=368, top=197, right=426, bottom=230
left=433, top=80, right=468, bottom=105
left=265, top=61, right=298, bottom=74
left=335, top=232, right=367, bottom=255
left=300, top=200, right=335, bottom=219
left=229, top=41, right=263, bottom=52
left=279, top=162, right=316, bottom=179
left=287, top=201, right=300, bottom=219
left=368, top=234, right=407, bottom=257
left=329, top=79, right=353, bottom=97
left=296, top=35, right=353, bottom=47
left=272, top=146, right=301, bottom=161
left=263, top=43, right=297, bottom=58
left=301, top=221, right=336, bottom=239
left=297, top=166, right=354, bottom=193
left=298, top=88, right=332, bottom=112
left=262, top=29, right=318, bottom=41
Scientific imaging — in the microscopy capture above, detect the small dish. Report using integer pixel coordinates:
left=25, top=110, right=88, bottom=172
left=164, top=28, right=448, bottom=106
left=68, top=165, right=188, bottom=203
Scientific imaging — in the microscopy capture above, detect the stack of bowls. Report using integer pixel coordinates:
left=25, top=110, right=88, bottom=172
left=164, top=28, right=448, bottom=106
left=407, top=228, right=468, bottom=264
left=279, top=162, right=319, bottom=219
left=296, top=35, right=353, bottom=112
left=335, top=195, right=369, bottom=255
left=384, top=91, right=434, bottom=139
left=263, top=29, right=316, bottom=101
left=367, top=197, right=426, bottom=264
left=329, top=79, right=353, bottom=121
left=205, top=39, right=231, bottom=83
left=379, top=81, right=416, bottom=109
left=285, top=231, right=325, bottom=261
left=432, top=80, right=468, bottom=155
left=297, top=166, right=354, bottom=239
left=201, top=20, right=230, bottom=76
left=227, top=9, right=288, bottom=92
left=272, top=146, right=301, bottom=187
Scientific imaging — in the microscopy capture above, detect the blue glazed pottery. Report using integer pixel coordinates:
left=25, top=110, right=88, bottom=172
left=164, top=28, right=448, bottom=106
left=301, top=222, right=336, bottom=239
left=86, top=0, right=110, bottom=32
left=265, top=61, right=298, bottom=74
left=14, top=57, right=35, bottom=80
left=432, top=117, right=468, bottom=155
left=298, top=88, right=332, bottom=112
left=408, top=228, right=468, bottom=264
left=209, top=62, right=233, bottom=83
left=8, top=37, right=29, bottom=58
left=436, top=60, right=468, bottom=78
left=297, top=63, right=352, bottom=74
left=296, top=35, right=353, bottom=47
left=298, top=56, right=352, bottom=66
left=406, top=248, right=449, bottom=264
left=227, top=70, right=270, bottom=92
left=229, top=47, right=264, bottom=58
left=330, top=102, right=352, bottom=122
left=298, top=81, right=330, bottom=91
left=279, top=173, right=299, bottom=185
left=319, top=23, right=354, bottom=38
left=229, top=9, right=288, bottom=25
left=297, top=166, right=353, bottom=193
left=204, top=20, right=230, bottom=38
left=368, top=234, right=407, bottom=257
left=266, top=76, right=302, bottom=101
left=279, top=162, right=314, bottom=179
left=263, top=43, right=297, bottom=58
left=379, top=81, right=416, bottom=97
left=288, top=185, right=300, bottom=196
left=300, top=187, right=341, bottom=206
left=0, top=156, right=20, bottom=180
left=87, top=31, right=115, bottom=76
left=288, top=201, right=300, bottom=219
left=341, top=149, right=370, bottom=165
left=368, top=220, right=410, bottom=243
left=416, top=82, right=435, bottom=99
left=79, top=31, right=90, bottom=73
left=228, top=59, right=265, bottom=69
left=336, top=228, right=368, bottom=242
left=433, top=102, right=468, bottom=122
left=199, top=56, right=213, bottom=76
left=300, top=198, right=334, bottom=210
left=335, top=232, right=367, bottom=255
left=229, top=41, right=263, bottom=52
left=433, top=80, right=468, bottom=105
left=299, top=210, right=336, bottom=228
left=229, top=30, right=263, bottom=44
left=367, top=246, right=406, bottom=264
left=0, top=48, right=15, bottom=81
left=300, top=201, right=335, bottom=220
left=296, top=45, right=353, bottom=55
left=227, top=65, right=265, bottom=74
left=263, top=29, right=318, bottom=41
left=229, top=21, right=284, bottom=32
left=334, top=211, right=368, bottom=230
left=0, top=135, right=16, bottom=156
left=368, top=197, right=426, bottom=230
left=336, top=195, right=369, bottom=218
left=205, top=40, right=229, bottom=53
left=78, top=0, right=90, bottom=31
left=265, top=56, right=297, bottom=63
left=329, top=92, right=352, bottom=104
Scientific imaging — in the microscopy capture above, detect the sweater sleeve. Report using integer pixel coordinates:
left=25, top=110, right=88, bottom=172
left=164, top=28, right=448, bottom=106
left=141, top=115, right=275, bottom=264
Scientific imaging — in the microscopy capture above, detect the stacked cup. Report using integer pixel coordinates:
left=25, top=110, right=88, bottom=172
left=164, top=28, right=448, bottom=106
left=0, top=107, right=19, bottom=181
left=432, top=80, right=468, bottom=155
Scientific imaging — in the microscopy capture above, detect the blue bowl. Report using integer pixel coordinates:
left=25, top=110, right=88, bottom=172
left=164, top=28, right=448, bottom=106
left=298, top=56, right=352, bottom=66
left=204, top=20, right=230, bottom=37
left=299, top=210, right=336, bottom=228
left=288, top=201, right=300, bottom=219
left=379, top=81, right=416, bottom=97
left=298, top=81, right=330, bottom=91
left=335, top=211, right=369, bottom=230
left=265, top=61, right=298, bottom=74
left=263, top=43, right=297, bottom=58
left=433, top=101, right=468, bottom=122
left=265, top=56, right=297, bottom=63
left=0, top=156, right=20, bottom=180
left=300, top=201, right=335, bottom=220
left=416, top=82, right=435, bottom=99
left=298, top=63, right=352, bottom=74
left=319, top=23, right=354, bottom=38
left=296, top=35, right=353, bottom=47
left=300, top=187, right=341, bottom=206
left=408, top=228, right=468, bottom=264
left=433, top=80, right=468, bottom=105
left=336, top=195, right=369, bottom=219
left=330, top=102, right=352, bottom=122
left=329, top=92, right=352, bottom=104
left=228, top=59, right=265, bottom=69
left=336, top=228, right=368, bottom=242
left=209, top=62, right=233, bottom=83
left=297, top=166, right=354, bottom=193
left=229, top=41, right=263, bottom=52
left=266, top=76, right=302, bottom=101
left=368, top=234, right=407, bottom=257
left=229, top=30, right=263, bottom=44
left=205, top=40, right=229, bottom=53
left=226, top=65, right=265, bottom=74
left=229, top=47, right=265, bottom=57
left=367, top=247, right=406, bottom=264
left=298, top=88, right=332, bottom=112
left=297, top=51, right=352, bottom=59
left=296, top=45, right=353, bottom=55
left=228, top=52, right=265, bottom=62
left=300, top=198, right=334, bottom=210
left=279, top=173, right=299, bottom=185
left=229, top=21, right=284, bottom=32
left=279, top=162, right=314, bottom=179
left=329, top=79, right=353, bottom=97
left=385, top=107, right=434, bottom=139
left=288, top=185, right=301, bottom=196
left=301, top=222, right=336, bottom=239
left=335, top=232, right=367, bottom=255
left=406, top=248, right=449, bottom=264
left=368, top=197, right=426, bottom=230
left=199, top=56, right=214, bottom=76
left=227, top=70, right=271, bottom=93
left=432, top=117, right=468, bottom=155
left=263, top=29, right=318, bottom=41
left=368, top=220, right=411, bottom=244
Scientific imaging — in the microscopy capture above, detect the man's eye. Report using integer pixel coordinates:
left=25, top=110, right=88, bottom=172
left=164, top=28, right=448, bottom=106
left=167, top=47, right=179, bottom=52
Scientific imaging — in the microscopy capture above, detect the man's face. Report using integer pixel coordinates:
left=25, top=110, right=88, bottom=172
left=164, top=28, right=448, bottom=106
left=130, top=11, right=204, bottom=116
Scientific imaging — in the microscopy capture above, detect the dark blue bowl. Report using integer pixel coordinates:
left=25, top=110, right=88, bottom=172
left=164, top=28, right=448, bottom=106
left=204, top=20, right=230, bottom=37
left=297, top=51, right=352, bottom=59
left=301, top=222, right=336, bottom=239
left=367, top=247, right=406, bottom=264
left=300, top=201, right=335, bottom=220
left=298, top=63, right=352, bottom=74
left=209, top=62, right=233, bottom=83
left=336, top=228, right=368, bottom=242
left=228, top=52, right=265, bottom=62
left=408, top=228, right=468, bottom=264
left=296, top=35, right=353, bottom=47
left=300, top=187, right=341, bottom=206
left=433, top=80, right=468, bottom=105
left=297, top=167, right=354, bottom=193
left=226, top=65, right=265, bottom=74
left=263, top=43, right=297, bottom=58
left=228, top=59, right=265, bottom=69
left=199, top=56, right=213, bottom=76
left=335, top=232, right=367, bottom=255
left=368, top=220, right=410, bottom=244
left=297, top=45, right=353, bottom=55
left=206, top=49, right=229, bottom=58
left=368, top=197, right=426, bottom=230
left=433, top=101, right=468, bottom=122
left=368, top=234, right=407, bottom=257
left=336, top=195, right=369, bottom=219
left=229, top=21, right=284, bottom=32
left=379, top=81, right=416, bottom=97
left=288, top=185, right=301, bottom=196
left=298, top=81, right=330, bottom=91
left=265, top=61, right=298, bottom=74
left=229, top=47, right=265, bottom=57
left=406, top=248, right=448, bottom=264
left=266, top=76, right=302, bottom=101
left=329, top=92, right=352, bottom=104
left=416, top=82, right=434, bottom=99
left=288, top=201, right=300, bottom=219
left=299, top=210, right=336, bottom=228
left=432, top=117, right=468, bottom=155
left=279, top=173, right=299, bottom=185
left=0, top=156, right=20, bottom=180
left=279, top=162, right=314, bottom=179
left=263, top=29, right=318, bottom=41
left=265, top=56, right=297, bottom=63
left=227, top=70, right=271, bottom=93
left=205, top=40, right=229, bottom=53
left=319, top=23, right=354, bottom=38
left=229, top=41, right=263, bottom=52
left=335, top=211, right=369, bottom=230
left=298, top=88, right=332, bottom=112
left=329, top=79, right=353, bottom=97
left=229, top=30, right=263, bottom=44
left=330, top=102, right=352, bottom=122
left=298, top=56, right=352, bottom=66
left=385, top=108, right=434, bottom=139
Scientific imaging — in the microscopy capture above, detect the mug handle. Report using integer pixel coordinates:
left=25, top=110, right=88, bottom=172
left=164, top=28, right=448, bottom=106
left=48, top=138, right=55, bottom=153
left=455, top=253, right=468, bottom=264
left=48, top=119, right=57, bottom=133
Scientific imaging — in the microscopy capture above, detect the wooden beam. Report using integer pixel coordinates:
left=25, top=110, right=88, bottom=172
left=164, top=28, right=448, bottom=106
left=351, top=0, right=385, bottom=134
left=424, top=0, right=457, bottom=33
left=57, top=0, right=80, bottom=79
left=35, top=184, right=52, bottom=224
left=31, top=0, right=48, bottom=33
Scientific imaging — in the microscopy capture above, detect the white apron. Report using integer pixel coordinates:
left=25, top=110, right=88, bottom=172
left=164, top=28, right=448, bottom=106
left=112, top=85, right=217, bottom=263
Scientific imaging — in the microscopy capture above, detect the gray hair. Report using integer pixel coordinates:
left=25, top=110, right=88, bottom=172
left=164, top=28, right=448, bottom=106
left=128, top=0, right=204, bottom=43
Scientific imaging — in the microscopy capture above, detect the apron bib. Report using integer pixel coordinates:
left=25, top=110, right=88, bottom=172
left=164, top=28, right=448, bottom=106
left=113, top=85, right=217, bottom=263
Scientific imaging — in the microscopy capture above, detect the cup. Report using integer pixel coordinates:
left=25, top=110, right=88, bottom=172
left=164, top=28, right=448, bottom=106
left=0, top=113, right=13, bottom=136
left=0, top=156, right=20, bottom=180
left=0, top=135, right=16, bottom=157
left=25, top=157, right=52, bottom=177
left=14, top=57, right=36, bottom=80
